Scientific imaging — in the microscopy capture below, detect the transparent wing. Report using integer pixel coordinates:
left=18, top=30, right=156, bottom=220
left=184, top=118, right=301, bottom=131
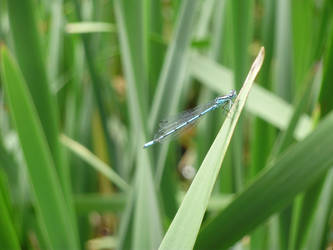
left=154, top=100, right=230, bottom=142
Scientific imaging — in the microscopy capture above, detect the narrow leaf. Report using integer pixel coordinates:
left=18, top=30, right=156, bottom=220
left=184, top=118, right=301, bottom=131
left=61, top=135, right=129, bottom=192
left=1, top=47, right=79, bottom=250
left=158, top=47, right=265, bottom=250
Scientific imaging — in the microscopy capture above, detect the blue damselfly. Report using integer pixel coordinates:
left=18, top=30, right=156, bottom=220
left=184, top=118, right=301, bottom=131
left=143, top=90, right=237, bottom=148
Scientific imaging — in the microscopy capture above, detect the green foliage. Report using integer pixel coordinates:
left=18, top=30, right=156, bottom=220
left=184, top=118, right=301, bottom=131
left=0, top=0, right=332, bottom=249
left=1, top=47, right=79, bottom=250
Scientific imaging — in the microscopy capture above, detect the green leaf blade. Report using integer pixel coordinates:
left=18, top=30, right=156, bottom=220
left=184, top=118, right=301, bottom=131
left=1, top=47, right=79, bottom=250
left=158, top=47, right=265, bottom=250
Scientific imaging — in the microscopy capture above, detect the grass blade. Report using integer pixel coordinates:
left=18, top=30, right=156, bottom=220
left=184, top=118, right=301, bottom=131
left=1, top=47, right=79, bottom=250
left=7, top=0, right=63, bottom=174
left=74, top=193, right=126, bottom=214
left=0, top=170, right=20, bottom=250
left=65, top=22, right=116, bottom=34
left=274, top=0, right=293, bottom=100
left=61, top=135, right=129, bottom=192
left=249, top=1, right=276, bottom=246
left=158, top=47, right=265, bottom=250
left=303, top=170, right=333, bottom=250
left=229, top=0, right=254, bottom=191
left=149, top=0, right=201, bottom=130
left=250, top=0, right=276, bottom=177
left=152, top=0, right=201, bottom=188
left=72, top=0, right=118, bottom=170
left=132, top=152, right=163, bottom=250
left=113, top=1, right=163, bottom=249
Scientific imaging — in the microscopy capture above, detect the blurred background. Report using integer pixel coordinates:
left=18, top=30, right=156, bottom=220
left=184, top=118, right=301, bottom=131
left=0, top=0, right=333, bottom=249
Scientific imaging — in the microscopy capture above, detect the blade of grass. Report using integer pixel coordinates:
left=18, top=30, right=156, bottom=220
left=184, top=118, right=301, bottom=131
left=158, top=47, right=265, bottom=250
left=291, top=0, right=314, bottom=92
left=113, top=1, right=163, bottom=249
left=218, top=0, right=234, bottom=67
left=0, top=169, right=20, bottom=250
left=195, top=111, right=333, bottom=250
left=74, top=193, right=126, bottom=214
left=319, top=23, right=333, bottom=116
left=275, top=1, right=301, bottom=244
left=132, top=151, right=163, bottom=250
left=46, top=1, right=81, bottom=239
left=148, top=0, right=197, bottom=205
left=154, top=57, right=189, bottom=184
left=312, top=0, right=333, bottom=61
left=230, top=0, right=254, bottom=191
left=47, top=0, right=63, bottom=85
left=7, top=0, right=64, bottom=178
left=231, top=0, right=253, bottom=90
left=65, top=22, right=116, bottom=34
left=194, top=0, right=223, bottom=167
left=116, top=189, right=135, bottom=250
left=148, top=0, right=165, bottom=94
left=194, top=0, right=215, bottom=39
left=113, top=0, right=148, bottom=142
left=71, top=0, right=118, bottom=171
left=210, top=0, right=235, bottom=194
left=117, top=0, right=149, bottom=118
left=250, top=1, right=276, bottom=247
left=250, top=0, right=276, bottom=178
left=274, top=0, right=293, bottom=101
left=149, top=0, right=201, bottom=131
left=1, top=47, right=79, bottom=249
left=153, top=0, right=202, bottom=188
left=7, top=1, right=80, bottom=244
left=6, top=0, right=78, bottom=218
left=210, top=0, right=227, bottom=60
left=269, top=64, right=319, bottom=163
left=60, top=135, right=129, bottom=191
left=303, top=169, right=333, bottom=250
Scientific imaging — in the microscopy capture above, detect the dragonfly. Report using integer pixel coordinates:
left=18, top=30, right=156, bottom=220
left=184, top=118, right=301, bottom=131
left=143, top=90, right=237, bottom=148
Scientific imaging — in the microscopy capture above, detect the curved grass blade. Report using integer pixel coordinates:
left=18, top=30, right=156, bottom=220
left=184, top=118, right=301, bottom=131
left=1, top=47, right=79, bottom=250
left=60, top=135, right=129, bottom=192
left=158, top=47, right=265, bottom=250
left=7, top=0, right=64, bottom=176
left=7, top=1, right=79, bottom=242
